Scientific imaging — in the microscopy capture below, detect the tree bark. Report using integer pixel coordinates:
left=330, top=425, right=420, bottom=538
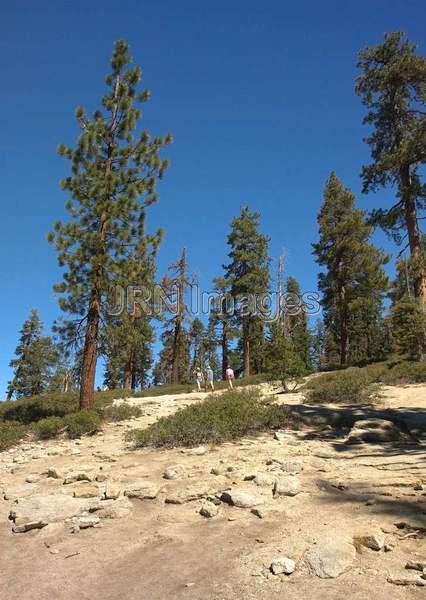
left=401, top=165, right=426, bottom=312
left=339, top=285, right=349, bottom=367
left=79, top=291, right=100, bottom=409
left=221, top=324, right=228, bottom=380
left=243, top=320, right=250, bottom=377
left=123, top=356, right=133, bottom=390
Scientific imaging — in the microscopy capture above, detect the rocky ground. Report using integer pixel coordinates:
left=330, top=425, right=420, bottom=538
left=1, top=383, right=426, bottom=599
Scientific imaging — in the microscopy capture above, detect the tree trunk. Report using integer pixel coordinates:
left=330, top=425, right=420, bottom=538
left=401, top=165, right=426, bottom=311
left=339, top=285, right=349, bottom=367
left=243, top=320, right=250, bottom=377
left=79, top=291, right=100, bottom=409
left=221, top=324, right=228, bottom=380
left=123, top=363, right=132, bottom=390
left=171, top=319, right=181, bottom=385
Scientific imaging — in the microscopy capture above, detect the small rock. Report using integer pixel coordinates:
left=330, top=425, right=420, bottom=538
left=304, top=535, right=356, bottom=578
left=220, top=491, right=264, bottom=509
left=124, top=481, right=159, bottom=499
left=47, top=467, right=62, bottom=479
left=384, top=544, right=394, bottom=552
left=354, top=527, right=385, bottom=551
left=406, top=560, right=426, bottom=572
left=12, top=520, right=48, bottom=534
left=25, top=474, right=41, bottom=483
left=270, top=556, right=296, bottom=575
left=71, top=514, right=100, bottom=529
left=96, top=473, right=108, bottom=483
left=274, top=431, right=287, bottom=442
left=200, top=501, right=220, bottom=518
left=253, top=472, right=276, bottom=487
left=279, top=460, right=304, bottom=474
left=251, top=507, right=265, bottom=519
left=73, top=483, right=100, bottom=499
left=345, top=419, right=401, bottom=445
left=273, top=476, right=300, bottom=497
left=163, top=464, right=185, bottom=480
left=104, top=482, right=121, bottom=500
left=63, top=471, right=93, bottom=485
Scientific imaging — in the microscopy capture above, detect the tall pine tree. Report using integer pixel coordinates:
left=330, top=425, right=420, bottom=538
left=224, top=207, right=270, bottom=376
left=7, top=309, right=58, bottom=399
left=313, top=173, right=388, bottom=367
left=356, top=32, right=426, bottom=311
left=49, top=41, right=171, bottom=408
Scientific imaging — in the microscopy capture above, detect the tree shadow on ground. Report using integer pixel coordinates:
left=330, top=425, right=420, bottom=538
left=287, top=402, right=426, bottom=452
left=314, top=478, right=426, bottom=531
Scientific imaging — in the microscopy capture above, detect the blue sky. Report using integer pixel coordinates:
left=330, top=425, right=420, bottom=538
left=1, top=0, right=425, bottom=394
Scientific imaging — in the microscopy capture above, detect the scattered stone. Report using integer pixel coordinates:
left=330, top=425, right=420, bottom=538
left=72, top=483, right=100, bottom=499
left=63, top=471, right=93, bottom=485
left=270, top=556, right=296, bottom=575
left=47, top=467, right=62, bottom=479
left=354, top=527, right=385, bottom=551
left=163, top=464, right=185, bottom=480
left=345, top=419, right=401, bottom=445
left=253, top=472, right=276, bottom=487
left=165, top=487, right=208, bottom=504
left=274, top=431, right=287, bottom=442
left=273, top=476, right=300, bottom=497
left=70, top=514, right=100, bottom=530
left=49, top=549, right=60, bottom=555
left=384, top=544, right=394, bottom=552
left=387, top=576, right=425, bottom=587
left=406, top=560, right=426, bottom=572
left=25, top=474, right=41, bottom=483
left=251, top=507, right=265, bottom=519
left=4, top=484, right=36, bottom=500
left=279, top=460, right=304, bottom=474
left=12, top=519, right=47, bottom=533
left=304, top=535, right=356, bottom=578
left=220, top=491, right=264, bottom=509
left=191, top=447, right=207, bottom=456
left=200, top=501, right=220, bottom=518
left=124, top=481, right=159, bottom=499
left=96, top=473, right=108, bottom=483
left=9, top=494, right=93, bottom=528
left=105, top=482, right=121, bottom=500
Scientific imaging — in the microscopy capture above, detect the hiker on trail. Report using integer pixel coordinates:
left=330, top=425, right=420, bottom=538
left=225, top=365, right=235, bottom=389
left=205, top=365, right=214, bottom=391
left=193, top=367, right=204, bottom=391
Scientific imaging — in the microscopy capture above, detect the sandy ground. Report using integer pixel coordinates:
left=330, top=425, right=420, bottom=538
left=1, top=383, right=425, bottom=599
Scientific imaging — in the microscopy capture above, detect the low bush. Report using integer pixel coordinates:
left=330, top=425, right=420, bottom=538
left=304, top=368, right=379, bottom=404
left=0, top=392, right=79, bottom=424
left=382, top=360, right=426, bottom=385
left=102, top=403, right=142, bottom=421
left=64, top=411, right=101, bottom=438
left=126, top=388, right=299, bottom=448
left=34, top=416, right=65, bottom=439
left=0, top=421, right=26, bottom=451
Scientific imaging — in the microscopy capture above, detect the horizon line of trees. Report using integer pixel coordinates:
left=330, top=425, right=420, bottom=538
left=5, top=31, right=426, bottom=406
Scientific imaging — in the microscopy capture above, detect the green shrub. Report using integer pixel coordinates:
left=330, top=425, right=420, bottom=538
left=0, top=421, right=26, bottom=451
left=64, top=411, right=101, bottom=438
left=383, top=360, right=426, bottom=385
left=304, top=368, right=379, bottom=404
left=0, top=392, right=79, bottom=424
left=34, top=416, right=65, bottom=439
left=126, top=388, right=299, bottom=448
left=102, top=403, right=142, bottom=421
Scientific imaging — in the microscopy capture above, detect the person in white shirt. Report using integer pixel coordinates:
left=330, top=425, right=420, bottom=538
left=225, top=366, right=235, bottom=389
left=193, top=368, right=203, bottom=391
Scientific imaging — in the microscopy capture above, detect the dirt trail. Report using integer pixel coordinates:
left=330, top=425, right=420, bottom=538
left=1, top=384, right=425, bottom=599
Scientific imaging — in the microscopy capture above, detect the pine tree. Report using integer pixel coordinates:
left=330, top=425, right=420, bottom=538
left=160, top=248, right=194, bottom=384
left=313, top=173, right=389, bottom=367
left=264, top=323, right=307, bottom=391
left=224, top=206, right=270, bottom=376
left=103, top=217, right=160, bottom=390
left=189, top=318, right=205, bottom=370
left=284, top=276, right=311, bottom=369
left=209, top=277, right=237, bottom=378
left=7, top=309, right=58, bottom=398
left=356, top=32, right=426, bottom=311
left=48, top=40, right=172, bottom=409
left=390, top=299, right=426, bottom=360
